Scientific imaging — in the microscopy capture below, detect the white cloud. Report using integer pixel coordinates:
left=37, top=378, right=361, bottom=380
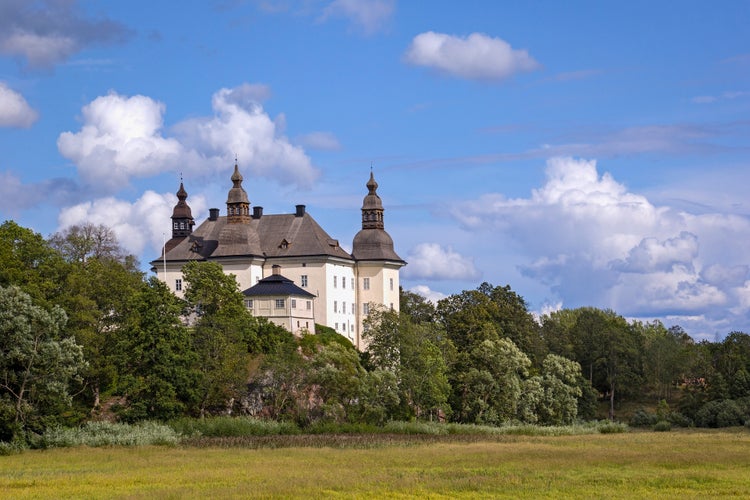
left=403, top=242, right=481, bottom=280
left=453, top=157, right=750, bottom=333
left=409, top=284, right=447, bottom=304
left=403, top=31, right=540, bottom=81
left=296, top=131, right=342, bottom=151
left=57, top=92, right=184, bottom=190
left=0, top=83, right=38, bottom=127
left=57, top=190, right=208, bottom=259
left=321, top=0, right=395, bottom=35
left=57, top=84, right=320, bottom=192
left=0, top=0, right=132, bottom=68
left=692, top=90, right=748, bottom=104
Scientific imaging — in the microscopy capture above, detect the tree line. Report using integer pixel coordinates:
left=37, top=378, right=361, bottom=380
left=1, top=220, right=749, bottom=443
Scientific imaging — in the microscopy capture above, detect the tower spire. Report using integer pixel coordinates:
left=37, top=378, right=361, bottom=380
left=361, top=170, right=384, bottom=230
left=170, top=178, right=194, bottom=239
left=226, top=160, right=251, bottom=223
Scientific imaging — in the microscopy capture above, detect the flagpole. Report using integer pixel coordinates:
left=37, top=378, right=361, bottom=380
left=162, top=232, right=167, bottom=277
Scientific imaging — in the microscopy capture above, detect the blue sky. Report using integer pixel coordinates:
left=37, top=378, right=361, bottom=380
left=0, top=0, right=748, bottom=340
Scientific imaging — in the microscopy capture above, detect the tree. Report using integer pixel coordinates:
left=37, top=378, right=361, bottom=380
left=0, top=286, right=86, bottom=440
left=182, top=261, right=257, bottom=415
left=364, top=306, right=451, bottom=420
left=0, top=221, right=67, bottom=306
left=438, top=282, right=545, bottom=366
left=49, top=223, right=127, bottom=265
left=451, top=338, right=530, bottom=425
left=55, top=254, right=144, bottom=412
left=113, top=278, right=198, bottom=421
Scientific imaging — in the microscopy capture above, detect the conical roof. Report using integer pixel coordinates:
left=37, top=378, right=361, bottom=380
left=227, top=162, right=250, bottom=204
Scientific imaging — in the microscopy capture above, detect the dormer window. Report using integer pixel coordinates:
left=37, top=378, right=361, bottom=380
left=279, top=239, right=290, bottom=249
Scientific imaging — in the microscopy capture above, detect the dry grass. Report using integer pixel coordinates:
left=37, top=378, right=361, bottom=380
left=1, top=429, right=749, bottom=498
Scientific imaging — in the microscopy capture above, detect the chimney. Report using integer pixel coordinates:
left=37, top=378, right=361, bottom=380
left=208, top=208, right=220, bottom=221
left=272, top=264, right=281, bottom=275
left=252, top=206, right=263, bottom=219
left=295, top=204, right=306, bottom=217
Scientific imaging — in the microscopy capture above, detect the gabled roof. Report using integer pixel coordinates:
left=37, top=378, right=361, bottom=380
left=242, top=272, right=316, bottom=298
left=155, top=211, right=353, bottom=263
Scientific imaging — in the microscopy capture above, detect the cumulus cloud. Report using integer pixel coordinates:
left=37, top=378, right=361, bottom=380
left=57, top=84, right=320, bottom=192
left=404, top=31, right=540, bottom=81
left=0, top=0, right=132, bottom=68
left=403, top=242, right=481, bottom=280
left=0, top=83, right=38, bottom=127
left=58, top=190, right=208, bottom=258
left=453, top=157, right=750, bottom=334
left=321, top=0, right=395, bottom=35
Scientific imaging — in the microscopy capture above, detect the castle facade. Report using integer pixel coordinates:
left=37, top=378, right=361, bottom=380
left=151, top=163, right=405, bottom=349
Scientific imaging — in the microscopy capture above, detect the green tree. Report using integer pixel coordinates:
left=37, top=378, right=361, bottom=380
left=182, top=261, right=256, bottom=415
left=46, top=223, right=144, bottom=413
left=451, top=337, right=530, bottom=425
left=364, top=306, right=451, bottom=420
left=0, top=286, right=86, bottom=440
left=0, top=221, right=68, bottom=306
left=49, top=223, right=126, bottom=264
left=114, top=278, right=198, bottom=421
left=438, top=283, right=545, bottom=366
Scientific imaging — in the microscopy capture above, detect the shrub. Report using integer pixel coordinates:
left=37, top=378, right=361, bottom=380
left=35, top=421, right=180, bottom=449
left=630, top=409, right=658, bottom=427
left=695, top=400, right=745, bottom=428
left=653, top=420, right=671, bottom=432
left=667, top=411, right=692, bottom=428
left=169, top=416, right=299, bottom=437
left=597, top=421, right=628, bottom=434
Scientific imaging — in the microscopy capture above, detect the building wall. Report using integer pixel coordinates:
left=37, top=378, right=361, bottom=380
left=247, top=294, right=315, bottom=335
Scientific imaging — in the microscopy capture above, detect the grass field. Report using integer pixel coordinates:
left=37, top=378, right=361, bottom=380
left=1, top=429, right=749, bottom=498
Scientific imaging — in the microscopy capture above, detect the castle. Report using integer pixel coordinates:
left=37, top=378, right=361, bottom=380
left=151, top=163, right=405, bottom=349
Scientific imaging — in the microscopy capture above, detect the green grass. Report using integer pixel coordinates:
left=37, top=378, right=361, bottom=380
left=1, top=428, right=748, bottom=498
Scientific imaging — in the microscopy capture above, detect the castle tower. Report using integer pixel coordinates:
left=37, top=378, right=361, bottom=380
left=352, top=171, right=406, bottom=347
left=226, top=162, right=251, bottom=224
left=170, top=180, right=195, bottom=239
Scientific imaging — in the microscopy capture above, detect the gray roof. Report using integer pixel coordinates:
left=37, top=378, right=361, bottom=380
left=155, top=211, right=354, bottom=263
left=352, top=227, right=405, bottom=262
left=242, top=273, right=316, bottom=298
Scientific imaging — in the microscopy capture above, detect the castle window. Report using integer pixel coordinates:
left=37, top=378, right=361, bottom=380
left=334, top=301, right=338, bottom=313
left=175, top=279, right=182, bottom=291
left=351, top=278, right=354, bottom=289
left=342, top=302, right=346, bottom=314
left=390, top=278, right=394, bottom=291
left=180, top=222, right=185, bottom=230
left=363, top=277, right=370, bottom=290
left=352, top=303, right=355, bottom=315
left=335, top=323, right=339, bottom=331
left=342, top=277, right=346, bottom=289
left=291, top=299, right=297, bottom=309
left=306, top=301, right=311, bottom=310
left=173, top=222, right=178, bottom=229
left=363, top=303, right=370, bottom=315
left=301, top=275, right=308, bottom=287
left=245, top=299, right=253, bottom=309
left=333, top=276, right=337, bottom=288
left=275, top=299, right=285, bottom=309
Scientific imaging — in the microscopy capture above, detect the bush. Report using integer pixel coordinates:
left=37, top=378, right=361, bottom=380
left=169, top=416, right=300, bottom=437
left=34, top=421, right=181, bottom=449
left=667, top=411, right=692, bottom=428
left=630, top=408, right=658, bottom=427
left=597, top=421, right=628, bottom=434
left=653, top=420, right=671, bottom=432
left=695, top=400, right=745, bottom=428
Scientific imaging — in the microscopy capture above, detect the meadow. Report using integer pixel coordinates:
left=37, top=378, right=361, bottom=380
left=1, top=429, right=749, bottom=498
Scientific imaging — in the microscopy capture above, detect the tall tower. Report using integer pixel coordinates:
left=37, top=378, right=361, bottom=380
left=226, top=162, right=251, bottom=224
left=352, top=171, right=406, bottom=348
left=170, top=180, right=194, bottom=239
